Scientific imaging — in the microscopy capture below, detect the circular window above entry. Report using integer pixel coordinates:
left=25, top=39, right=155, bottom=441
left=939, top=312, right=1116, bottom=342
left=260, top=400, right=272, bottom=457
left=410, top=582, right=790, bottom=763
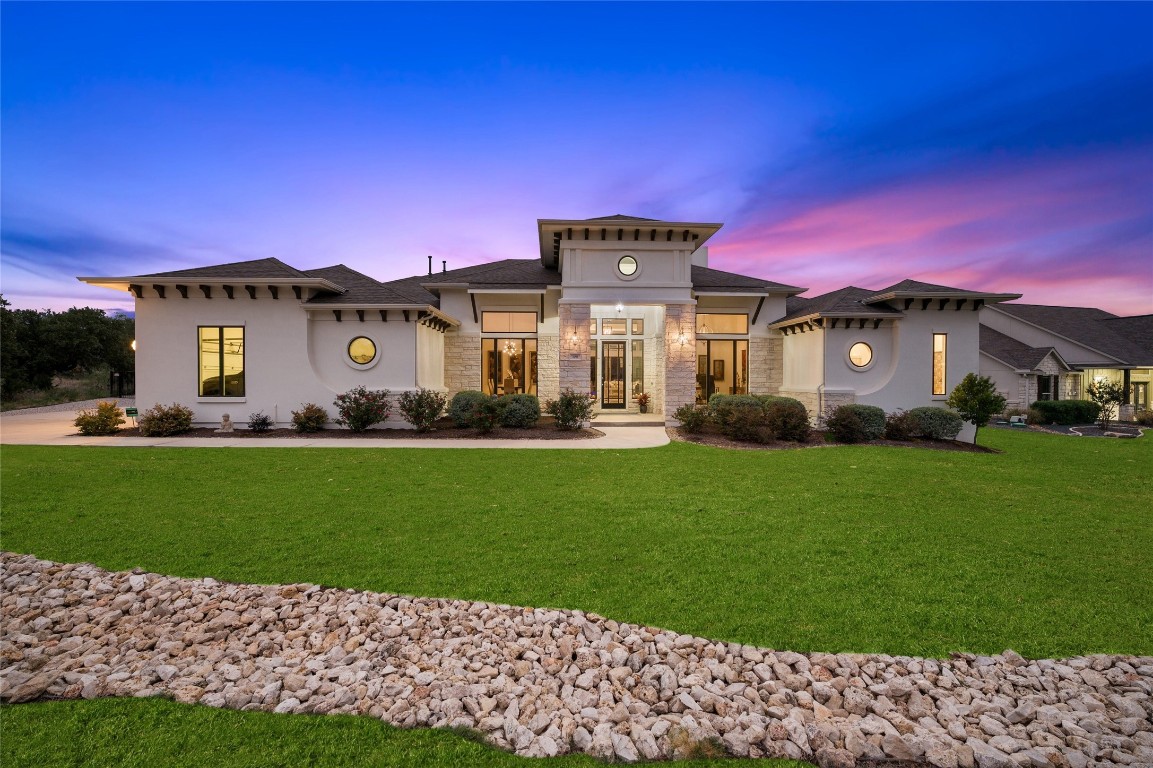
left=848, top=341, right=873, bottom=368
left=617, top=255, right=638, bottom=277
left=348, top=336, right=377, bottom=365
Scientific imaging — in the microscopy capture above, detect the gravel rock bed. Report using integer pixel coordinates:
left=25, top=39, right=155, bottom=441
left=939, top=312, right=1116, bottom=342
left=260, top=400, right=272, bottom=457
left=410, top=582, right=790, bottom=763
left=2, top=553, right=1150, bottom=767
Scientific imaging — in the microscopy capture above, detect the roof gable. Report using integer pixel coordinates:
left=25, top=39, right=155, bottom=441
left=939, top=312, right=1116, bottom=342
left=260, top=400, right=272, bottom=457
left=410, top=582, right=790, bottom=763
left=980, top=324, right=1069, bottom=371
left=990, top=303, right=1147, bottom=365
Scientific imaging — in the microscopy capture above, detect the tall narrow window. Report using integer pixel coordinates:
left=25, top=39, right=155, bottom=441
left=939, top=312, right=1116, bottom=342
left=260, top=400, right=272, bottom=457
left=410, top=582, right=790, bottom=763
left=631, top=340, right=644, bottom=397
left=932, top=333, right=947, bottom=396
left=199, top=326, right=245, bottom=397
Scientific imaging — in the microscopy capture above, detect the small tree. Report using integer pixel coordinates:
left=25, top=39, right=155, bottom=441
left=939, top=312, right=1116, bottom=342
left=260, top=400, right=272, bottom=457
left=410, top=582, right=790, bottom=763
left=947, top=373, right=1006, bottom=443
left=1087, top=379, right=1127, bottom=431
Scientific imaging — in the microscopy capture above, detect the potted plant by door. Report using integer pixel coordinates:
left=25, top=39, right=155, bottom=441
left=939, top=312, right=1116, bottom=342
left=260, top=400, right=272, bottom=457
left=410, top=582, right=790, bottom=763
left=637, top=392, right=650, bottom=413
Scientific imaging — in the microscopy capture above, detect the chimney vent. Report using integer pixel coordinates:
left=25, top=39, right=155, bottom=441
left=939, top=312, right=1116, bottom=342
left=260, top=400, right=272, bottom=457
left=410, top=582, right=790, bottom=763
left=442, top=260, right=447, bottom=273
left=427, top=255, right=432, bottom=276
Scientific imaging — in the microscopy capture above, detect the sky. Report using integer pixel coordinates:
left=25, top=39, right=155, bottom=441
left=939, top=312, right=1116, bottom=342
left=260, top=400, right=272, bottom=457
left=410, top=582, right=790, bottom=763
left=2, top=2, right=1151, bottom=316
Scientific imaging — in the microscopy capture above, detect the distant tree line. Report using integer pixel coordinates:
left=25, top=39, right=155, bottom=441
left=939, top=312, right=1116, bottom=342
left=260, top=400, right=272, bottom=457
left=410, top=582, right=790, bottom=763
left=0, top=295, right=135, bottom=398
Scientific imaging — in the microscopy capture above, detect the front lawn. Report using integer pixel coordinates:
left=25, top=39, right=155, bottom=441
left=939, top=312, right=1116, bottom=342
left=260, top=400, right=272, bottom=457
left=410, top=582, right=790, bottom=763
left=2, top=429, right=1149, bottom=659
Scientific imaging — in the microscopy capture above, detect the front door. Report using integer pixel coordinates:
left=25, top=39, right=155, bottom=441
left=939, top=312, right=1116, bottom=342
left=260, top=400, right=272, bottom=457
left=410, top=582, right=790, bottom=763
left=601, top=341, right=626, bottom=408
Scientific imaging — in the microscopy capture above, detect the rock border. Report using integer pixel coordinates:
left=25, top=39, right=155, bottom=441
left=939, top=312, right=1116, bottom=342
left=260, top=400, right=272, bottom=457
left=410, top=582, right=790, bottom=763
left=1, top=553, right=1149, bottom=767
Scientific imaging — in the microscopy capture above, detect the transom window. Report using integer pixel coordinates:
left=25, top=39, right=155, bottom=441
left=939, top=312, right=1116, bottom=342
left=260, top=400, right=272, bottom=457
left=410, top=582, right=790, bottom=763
left=601, top=318, right=627, bottom=335
left=696, top=313, right=748, bottom=335
left=348, top=336, right=376, bottom=365
left=481, top=311, right=537, bottom=333
left=849, top=342, right=873, bottom=368
left=198, top=326, right=244, bottom=397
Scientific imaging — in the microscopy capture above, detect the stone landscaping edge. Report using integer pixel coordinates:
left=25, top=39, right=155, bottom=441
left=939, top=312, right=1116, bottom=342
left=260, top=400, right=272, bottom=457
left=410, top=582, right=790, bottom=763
left=1, top=552, right=1150, bottom=767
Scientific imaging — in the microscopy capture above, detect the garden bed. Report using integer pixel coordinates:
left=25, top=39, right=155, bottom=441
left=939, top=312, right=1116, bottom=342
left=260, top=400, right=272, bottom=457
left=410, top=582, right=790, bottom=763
left=667, top=426, right=997, bottom=453
left=109, top=415, right=602, bottom=440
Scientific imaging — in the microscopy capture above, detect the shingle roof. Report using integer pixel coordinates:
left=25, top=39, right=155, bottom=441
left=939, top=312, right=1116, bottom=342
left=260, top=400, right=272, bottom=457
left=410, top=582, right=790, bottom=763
left=138, top=257, right=311, bottom=280
left=864, top=279, right=1020, bottom=304
left=991, top=303, right=1150, bottom=364
left=1097, top=315, right=1153, bottom=365
left=582, top=214, right=660, bottom=222
left=773, top=286, right=903, bottom=324
left=301, top=265, right=423, bottom=306
left=420, top=259, right=561, bottom=289
left=690, top=265, right=803, bottom=294
left=980, top=325, right=1065, bottom=371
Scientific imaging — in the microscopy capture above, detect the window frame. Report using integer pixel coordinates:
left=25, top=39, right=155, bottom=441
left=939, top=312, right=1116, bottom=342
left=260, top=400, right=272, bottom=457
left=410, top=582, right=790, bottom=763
left=347, top=336, right=377, bottom=365
left=932, top=333, right=947, bottom=396
left=197, top=325, right=245, bottom=398
left=696, top=313, right=749, bottom=335
left=848, top=341, right=873, bottom=369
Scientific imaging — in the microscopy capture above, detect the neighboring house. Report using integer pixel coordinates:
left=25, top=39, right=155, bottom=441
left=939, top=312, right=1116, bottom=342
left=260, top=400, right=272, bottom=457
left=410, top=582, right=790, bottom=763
left=979, top=304, right=1153, bottom=416
left=79, top=214, right=1018, bottom=436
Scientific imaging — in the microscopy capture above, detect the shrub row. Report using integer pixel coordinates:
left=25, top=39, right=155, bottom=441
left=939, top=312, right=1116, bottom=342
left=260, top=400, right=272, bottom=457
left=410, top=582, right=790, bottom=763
left=1028, top=399, right=1101, bottom=425
left=676, top=394, right=811, bottom=443
left=824, top=404, right=962, bottom=442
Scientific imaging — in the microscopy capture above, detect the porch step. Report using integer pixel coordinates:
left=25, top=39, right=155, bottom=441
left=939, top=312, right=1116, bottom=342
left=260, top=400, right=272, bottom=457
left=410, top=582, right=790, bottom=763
left=594, top=417, right=666, bottom=427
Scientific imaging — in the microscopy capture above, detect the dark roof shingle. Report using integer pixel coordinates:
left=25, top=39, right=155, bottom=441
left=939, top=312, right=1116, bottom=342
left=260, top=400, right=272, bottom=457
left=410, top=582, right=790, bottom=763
left=992, top=303, right=1150, bottom=364
left=690, top=265, right=803, bottom=294
left=773, top=286, right=903, bottom=324
left=139, top=257, right=311, bottom=280
left=980, top=325, right=1065, bottom=371
left=302, top=265, right=423, bottom=306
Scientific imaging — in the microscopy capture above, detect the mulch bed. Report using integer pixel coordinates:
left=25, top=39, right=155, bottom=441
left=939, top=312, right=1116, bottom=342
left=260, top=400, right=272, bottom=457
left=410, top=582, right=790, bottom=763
left=667, top=427, right=998, bottom=453
left=109, top=416, right=603, bottom=441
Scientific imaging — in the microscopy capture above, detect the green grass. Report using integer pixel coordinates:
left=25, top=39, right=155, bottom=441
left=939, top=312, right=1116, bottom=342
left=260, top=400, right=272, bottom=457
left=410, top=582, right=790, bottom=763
left=0, top=368, right=114, bottom=412
left=1, top=430, right=1150, bottom=658
left=1, top=430, right=1148, bottom=766
left=0, top=698, right=797, bottom=768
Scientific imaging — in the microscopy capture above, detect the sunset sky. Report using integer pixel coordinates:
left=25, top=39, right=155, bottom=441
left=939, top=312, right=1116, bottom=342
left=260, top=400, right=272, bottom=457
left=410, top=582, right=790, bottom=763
left=2, top=2, right=1151, bottom=315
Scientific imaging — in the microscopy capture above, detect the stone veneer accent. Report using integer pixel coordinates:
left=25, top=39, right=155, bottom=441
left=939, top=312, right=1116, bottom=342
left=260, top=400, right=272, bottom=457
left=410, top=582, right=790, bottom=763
left=749, top=335, right=783, bottom=396
left=444, top=332, right=481, bottom=399
left=663, top=304, right=696, bottom=421
left=536, top=335, right=560, bottom=404
left=777, top=389, right=855, bottom=424
left=4, top=553, right=1151, bottom=767
left=558, top=303, right=591, bottom=396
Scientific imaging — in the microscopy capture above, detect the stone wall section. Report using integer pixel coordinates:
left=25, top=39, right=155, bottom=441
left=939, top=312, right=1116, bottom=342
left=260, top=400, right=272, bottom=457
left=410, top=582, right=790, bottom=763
left=558, top=303, right=591, bottom=395
left=777, top=389, right=855, bottom=424
left=663, top=304, right=696, bottom=421
left=749, top=335, right=783, bottom=396
left=536, top=335, right=559, bottom=403
left=444, top=332, right=480, bottom=398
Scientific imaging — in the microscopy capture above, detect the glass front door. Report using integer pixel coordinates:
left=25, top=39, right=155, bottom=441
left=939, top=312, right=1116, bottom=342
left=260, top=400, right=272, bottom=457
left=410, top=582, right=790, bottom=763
left=601, top=341, right=626, bottom=408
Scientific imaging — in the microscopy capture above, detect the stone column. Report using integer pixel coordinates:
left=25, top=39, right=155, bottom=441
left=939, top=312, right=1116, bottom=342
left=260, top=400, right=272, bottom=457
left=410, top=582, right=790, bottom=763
left=444, top=332, right=480, bottom=398
left=749, top=334, right=783, bottom=395
left=536, top=334, right=560, bottom=403
left=663, top=303, right=696, bottom=422
left=558, top=303, right=591, bottom=396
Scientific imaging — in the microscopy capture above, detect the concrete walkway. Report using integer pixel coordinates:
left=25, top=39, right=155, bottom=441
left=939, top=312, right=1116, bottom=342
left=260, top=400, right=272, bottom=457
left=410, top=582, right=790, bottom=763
left=0, top=406, right=670, bottom=450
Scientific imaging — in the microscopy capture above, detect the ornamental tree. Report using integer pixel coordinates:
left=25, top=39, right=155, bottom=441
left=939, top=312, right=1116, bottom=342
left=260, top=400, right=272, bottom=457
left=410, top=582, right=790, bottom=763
left=947, top=373, right=1006, bottom=443
left=1087, top=379, right=1127, bottom=431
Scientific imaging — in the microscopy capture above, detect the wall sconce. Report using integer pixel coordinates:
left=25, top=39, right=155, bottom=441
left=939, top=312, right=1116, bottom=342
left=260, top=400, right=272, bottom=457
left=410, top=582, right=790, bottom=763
left=130, top=339, right=137, bottom=351
left=616, top=303, right=624, bottom=314
left=676, top=333, right=688, bottom=347
left=569, top=330, right=580, bottom=344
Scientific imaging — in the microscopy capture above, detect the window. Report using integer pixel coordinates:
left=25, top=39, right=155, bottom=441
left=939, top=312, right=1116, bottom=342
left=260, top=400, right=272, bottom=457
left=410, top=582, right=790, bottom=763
left=631, top=340, right=644, bottom=397
left=347, top=336, right=376, bottom=365
left=482, top=338, right=537, bottom=396
left=694, top=339, right=749, bottom=403
left=932, top=333, right=947, bottom=396
left=199, top=326, right=244, bottom=397
left=481, top=311, right=536, bottom=333
left=848, top=342, right=873, bottom=368
left=1037, top=375, right=1057, bottom=401
left=631, top=318, right=644, bottom=335
left=601, top=318, right=627, bottom=335
left=617, top=255, right=638, bottom=276
left=696, top=313, right=748, bottom=335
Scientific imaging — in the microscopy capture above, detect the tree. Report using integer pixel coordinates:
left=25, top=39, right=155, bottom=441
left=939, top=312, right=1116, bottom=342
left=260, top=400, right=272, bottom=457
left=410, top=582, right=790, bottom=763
left=947, top=373, right=1006, bottom=443
left=1087, top=379, right=1127, bottom=431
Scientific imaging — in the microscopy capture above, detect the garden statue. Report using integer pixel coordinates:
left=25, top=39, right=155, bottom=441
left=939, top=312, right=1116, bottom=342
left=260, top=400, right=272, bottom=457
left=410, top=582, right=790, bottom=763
left=216, top=414, right=234, bottom=433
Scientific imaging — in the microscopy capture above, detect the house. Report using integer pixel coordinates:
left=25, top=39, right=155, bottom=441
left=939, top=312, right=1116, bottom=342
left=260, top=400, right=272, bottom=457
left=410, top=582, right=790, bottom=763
left=79, top=214, right=1019, bottom=437
left=979, top=304, right=1153, bottom=417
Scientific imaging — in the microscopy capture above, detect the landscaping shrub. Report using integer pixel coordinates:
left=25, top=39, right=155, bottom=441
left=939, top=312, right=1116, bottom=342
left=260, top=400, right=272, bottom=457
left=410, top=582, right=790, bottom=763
left=1087, top=380, right=1126, bottom=431
left=948, top=373, right=1006, bottom=442
left=1026, top=407, right=1046, bottom=426
left=673, top=403, right=711, bottom=433
left=333, top=386, right=391, bottom=432
left=73, top=401, right=125, bottom=436
left=138, top=403, right=194, bottom=437
left=823, top=405, right=867, bottom=443
left=448, top=390, right=489, bottom=428
left=1136, top=410, right=1153, bottom=427
left=544, top=390, right=594, bottom=431
left=908, top=407, right=963, bottom=440
left=754, top=394, right=806, bottom=412
left=709, top=394, right=764, bottom=429
left=765, top=399, right=810, bottom=442
left=720, top=403, right=774, bottom=443
left=829, top=404, right=885, bottom=442
left=291, top=403, right=328, bottom=433
left=1029, top=399, right=1101, bottom=425
left=884, top=409, right=919, bottom=441
left=247, top=412, right=274, bottom=433
left=470, top=399, right=501, bottom=434
left=499, top=394, right=540, bottom=428
left=398, top=388, right=448, bottom=432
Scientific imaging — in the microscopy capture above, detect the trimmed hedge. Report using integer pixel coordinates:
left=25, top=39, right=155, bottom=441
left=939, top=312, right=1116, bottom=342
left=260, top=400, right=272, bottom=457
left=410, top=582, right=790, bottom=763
left=708, top=394, right=765, bottom=429
left=499, top=394, right=541, bottom=428
left=448, top=391, right=489, bottom=428
left=908, top=407, right=963, bottom=440
left=1029, top=399, right=1101, bottom=425
left=138, top=403, right=194, bottom=437
left=765, top=399, right=810, bottom=442
left=832, top=404, right=886, bottom=441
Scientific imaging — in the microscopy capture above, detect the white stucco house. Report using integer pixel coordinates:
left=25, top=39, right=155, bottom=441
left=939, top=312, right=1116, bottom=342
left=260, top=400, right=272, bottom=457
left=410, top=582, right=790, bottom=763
left=79, top=214, right=1021, bottom=437
left=979, top=304, right=1153, bottom=417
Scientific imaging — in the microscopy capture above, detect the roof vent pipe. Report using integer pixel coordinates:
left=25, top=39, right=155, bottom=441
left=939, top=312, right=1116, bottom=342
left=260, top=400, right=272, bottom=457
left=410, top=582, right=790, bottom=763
left=427, top=255, right=432, bottom=275
left=442, top=260, right=446, bottom=273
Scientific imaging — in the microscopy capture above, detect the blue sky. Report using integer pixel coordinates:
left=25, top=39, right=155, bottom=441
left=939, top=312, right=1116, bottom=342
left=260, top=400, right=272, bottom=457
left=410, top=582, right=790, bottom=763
left=2, top=2, right=1151, bottom=315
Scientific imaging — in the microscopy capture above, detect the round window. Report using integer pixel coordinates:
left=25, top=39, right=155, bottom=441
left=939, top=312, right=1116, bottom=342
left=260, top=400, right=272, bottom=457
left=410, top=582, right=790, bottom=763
left=617, top=255, right=638, bottom=276
left=348, top=336, right=377, bottom=365
left=848, top=342, right=873, bottom=368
